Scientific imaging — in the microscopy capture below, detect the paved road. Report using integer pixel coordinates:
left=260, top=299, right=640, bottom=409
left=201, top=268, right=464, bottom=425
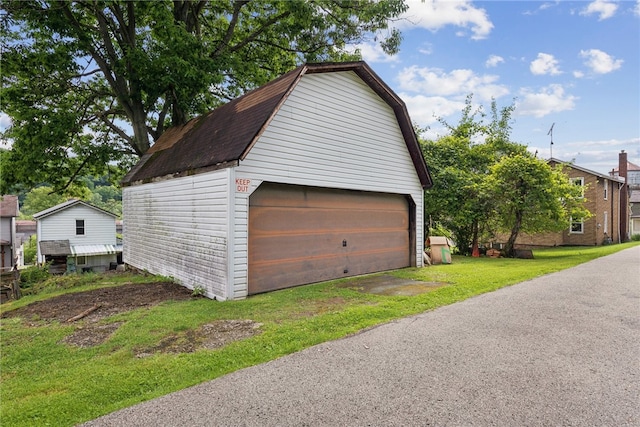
left=83, top=247, right=640, bottom=427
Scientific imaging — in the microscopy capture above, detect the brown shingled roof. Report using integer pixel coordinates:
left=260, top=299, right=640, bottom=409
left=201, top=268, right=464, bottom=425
left=0, top=195, right=19, bottom=217
left=122, top=61, right=432, bottom=189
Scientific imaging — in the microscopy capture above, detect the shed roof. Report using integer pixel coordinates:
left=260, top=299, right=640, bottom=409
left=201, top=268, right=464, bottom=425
left=33, top=199, right=117, bottom=220
left=122, top=61, right=432, bottom=189
left=71, top=244, right=122, bottom=256
left=39, top=240, right=71, bottom=256
left=0, top=195, right=19, bottom=217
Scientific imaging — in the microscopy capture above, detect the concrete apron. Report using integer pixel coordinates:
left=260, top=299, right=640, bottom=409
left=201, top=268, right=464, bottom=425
left=337, top=274, right=447, bottom=296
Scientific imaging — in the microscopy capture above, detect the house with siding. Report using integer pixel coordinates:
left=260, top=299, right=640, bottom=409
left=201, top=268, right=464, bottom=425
left=508, top=158, right=625, bottom=248
left=0, top=195, right=19, bottom=271
left=122, top=61, right=432, bottom=301
left=34, top=200, right=121, bottom=273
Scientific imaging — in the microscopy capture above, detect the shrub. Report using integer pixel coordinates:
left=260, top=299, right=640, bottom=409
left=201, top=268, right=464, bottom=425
left=23, top=235, right=37, bottom=265
left=631, top=234, right=640, bottom=242
left=19, top=264, right=51, bottom=289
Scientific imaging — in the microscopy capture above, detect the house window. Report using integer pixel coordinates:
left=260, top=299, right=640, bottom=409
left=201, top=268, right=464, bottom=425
left=76, top=256, right=87, bottom=265
left=603, top=180, right=608, bottom=200
left=570, top=177, right=585, bottom=198
left=570, top=217, right=584, bottom=234
left=76, top=219, right=85, bottom=235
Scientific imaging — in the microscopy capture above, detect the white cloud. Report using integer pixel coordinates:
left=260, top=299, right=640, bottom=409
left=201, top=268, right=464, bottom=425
left=530, top=53, right=562, bottom=76
left=556, top=137, right=640, bottom=173
left=418, top=42, right=433, bottom=55
left=396, top=65, right=509, bottom=101
left=346, top=42, right=399, bottom=64
left=580, top=0, right=618, bottom=20
left=579, top=49, right=623, bottom=74
left=401, top=93, right=466, bottom=128
left=635, top=0, right=640, bottom=16
left=573, top=70, right=585, bottom=78
left=485, top=55, right=504, bottom=68
left=399, top=0, right=494, bottom=40
left=516, top=84, right=577, bottom=118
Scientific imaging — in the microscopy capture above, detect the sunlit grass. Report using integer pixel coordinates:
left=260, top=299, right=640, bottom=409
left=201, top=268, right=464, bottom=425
left=1, top=242, right=637, bottom=426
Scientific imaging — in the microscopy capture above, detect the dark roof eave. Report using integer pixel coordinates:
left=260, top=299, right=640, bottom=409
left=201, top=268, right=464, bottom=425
left=122, top=160, right=239, bottom=187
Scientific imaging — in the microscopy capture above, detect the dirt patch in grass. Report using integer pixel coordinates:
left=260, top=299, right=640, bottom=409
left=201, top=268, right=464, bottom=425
left=62, top=322, right=124, bottom=348
left=135, top=319, right=263, bottom=357
left=337, top=274, right=448, bottom=296
left=2, top=282, right=193, bottom=323
left=2, top=282, right=262, bottom=352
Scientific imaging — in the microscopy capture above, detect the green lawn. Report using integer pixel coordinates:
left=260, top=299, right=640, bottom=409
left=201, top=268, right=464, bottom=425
left=1, top=242, right=637, bottom=426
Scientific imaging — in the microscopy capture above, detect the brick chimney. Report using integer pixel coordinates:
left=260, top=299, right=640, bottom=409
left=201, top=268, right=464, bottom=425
left=619, top=150, right=628, bottom=242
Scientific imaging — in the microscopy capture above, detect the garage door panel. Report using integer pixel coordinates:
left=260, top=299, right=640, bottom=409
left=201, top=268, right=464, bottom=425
left=250, top=185, right=408, bottom=211
left=345, top=249, right=410, bottom=276
left=250, top=256, right=348, bottom=293
left=250, top=207, right=408, bottom=234
left=250, top=230, right=408, bottom=262
left=249, top=183, right=411, bottom=295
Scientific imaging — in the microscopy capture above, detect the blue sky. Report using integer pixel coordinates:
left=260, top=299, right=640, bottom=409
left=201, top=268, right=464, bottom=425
left=2, top=1, right=637, bottom=176
left=350, top=0, right=640, bottom=175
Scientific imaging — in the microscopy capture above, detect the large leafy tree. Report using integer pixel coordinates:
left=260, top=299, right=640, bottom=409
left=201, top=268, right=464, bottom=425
left=1, top=0, right=406, bottom=193
left=421, top=96, right=525, bottom=255
left=486, top=154, right=591, bottom=257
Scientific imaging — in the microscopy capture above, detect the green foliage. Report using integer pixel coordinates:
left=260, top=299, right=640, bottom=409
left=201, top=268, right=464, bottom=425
left=486, top=155, right=591, bottom=256
left=1, top=0, right=407, bottom=193
left=18, top=176, right=122, bottom=218
left=22, top=235, right=37, bottom=265
left=20, top=187, right=71, bottom=218
left=1, top=243, right=636, bottom=426
left=191, top=285, right=206, bottom=297
left=631, top=234, right=640, bottom=242
left=19, top=265, right=51, bottom=289
left=421, top=96, right=524, bottom=254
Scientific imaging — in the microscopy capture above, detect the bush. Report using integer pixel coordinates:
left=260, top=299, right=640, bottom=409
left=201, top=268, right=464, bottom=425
left=631, top=234, right=640, bottom=242
left=23, top=235, right=37, bottom=265
left=19, top=264, right=50, bottom=289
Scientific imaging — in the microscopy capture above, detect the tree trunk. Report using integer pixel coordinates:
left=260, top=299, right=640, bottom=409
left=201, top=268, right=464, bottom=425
left=471, top=219, right=480, bottom=257
left=504, top=211, right=523, bottom=257
left=130, top=103, right=151, bottom=156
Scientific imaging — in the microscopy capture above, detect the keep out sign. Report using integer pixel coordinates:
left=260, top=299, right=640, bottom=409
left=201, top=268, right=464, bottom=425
left=236, top=178, right=251, bottom=193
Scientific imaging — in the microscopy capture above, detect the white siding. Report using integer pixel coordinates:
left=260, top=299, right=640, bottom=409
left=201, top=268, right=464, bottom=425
left=123, top=169, right=231, bottom=300
left=1, top=217, right=13, bottom=269
left=39, top=205, right=116, bottom=246
left=232, top=71, right=424, bottom=299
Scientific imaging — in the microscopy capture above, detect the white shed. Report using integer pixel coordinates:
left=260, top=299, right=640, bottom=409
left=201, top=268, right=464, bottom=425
left=122, top=61, right=432, bottom=300
left=34, top=200, right=121, bottom=273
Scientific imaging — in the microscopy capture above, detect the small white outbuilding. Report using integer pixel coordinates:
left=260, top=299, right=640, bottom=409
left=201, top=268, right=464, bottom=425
left=122, top=61, right=432, bottom=300
left=34, top=200, right=121, bottom=273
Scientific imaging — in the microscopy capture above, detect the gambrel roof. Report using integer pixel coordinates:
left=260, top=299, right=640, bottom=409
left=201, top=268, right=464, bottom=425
left=122, top=61, right=432, bottom=188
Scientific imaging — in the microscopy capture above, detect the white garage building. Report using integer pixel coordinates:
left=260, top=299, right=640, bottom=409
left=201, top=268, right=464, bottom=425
left=122, top=62, right=432, bottom=300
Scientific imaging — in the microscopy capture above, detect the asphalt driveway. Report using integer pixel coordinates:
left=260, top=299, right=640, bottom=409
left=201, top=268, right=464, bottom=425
left=83, top=246, right=640, bottom=427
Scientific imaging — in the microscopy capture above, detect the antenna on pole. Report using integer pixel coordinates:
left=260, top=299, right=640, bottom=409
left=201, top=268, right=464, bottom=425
left=547, top=123, right=555, bottom=158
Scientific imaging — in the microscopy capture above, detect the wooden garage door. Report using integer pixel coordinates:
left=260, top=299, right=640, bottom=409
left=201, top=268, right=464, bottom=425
left=248, top=183, right=411, bottom=294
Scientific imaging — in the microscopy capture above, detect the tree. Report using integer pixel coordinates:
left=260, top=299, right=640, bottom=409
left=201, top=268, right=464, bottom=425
left=421, top=96, right=525, bottom=255
left=1, top=0, right=407, bottom=193
left=486, top=154, right=591, bottom=257
left=19, top=186, right=90, bottom=218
